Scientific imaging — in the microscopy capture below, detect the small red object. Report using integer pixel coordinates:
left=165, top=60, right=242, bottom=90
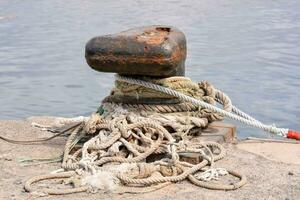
left=287, top=130, right=300, bottom=140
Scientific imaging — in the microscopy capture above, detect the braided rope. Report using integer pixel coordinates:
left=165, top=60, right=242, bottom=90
left=115, top=75, right=288, bottom=137
left=24, top=171, right=90, bottom=195
left=24, top=76, right=252, bottom=196
left=25, top=111, right=247, bottom=195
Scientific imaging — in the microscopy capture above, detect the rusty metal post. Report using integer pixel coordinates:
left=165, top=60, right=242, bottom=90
left=85, top=25, right=186, bottom=77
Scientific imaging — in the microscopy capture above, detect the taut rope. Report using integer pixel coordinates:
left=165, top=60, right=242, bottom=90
left=116, top=75, right=300, bottom=139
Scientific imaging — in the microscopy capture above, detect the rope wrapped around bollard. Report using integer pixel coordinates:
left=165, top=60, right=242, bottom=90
left=116, top=75, right=300, bottom=140
left=24, top=77, right=248, bottom=196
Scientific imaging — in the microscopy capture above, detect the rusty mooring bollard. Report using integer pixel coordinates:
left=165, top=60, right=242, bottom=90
left=85, top=25, right=186, bottom=77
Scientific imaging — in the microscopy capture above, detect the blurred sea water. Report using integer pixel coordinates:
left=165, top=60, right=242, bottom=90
left=0, top=0, right=299, bottom=138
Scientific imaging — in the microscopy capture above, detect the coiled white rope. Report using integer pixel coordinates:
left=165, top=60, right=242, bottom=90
left=115, top=75, right=289, bottom=137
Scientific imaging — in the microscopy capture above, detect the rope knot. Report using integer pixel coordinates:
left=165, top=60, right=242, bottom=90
left=195, top=168, right=228, bottom=182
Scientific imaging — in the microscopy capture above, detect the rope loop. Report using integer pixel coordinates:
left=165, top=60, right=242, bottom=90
left=25, top=75, right=251, bottom=195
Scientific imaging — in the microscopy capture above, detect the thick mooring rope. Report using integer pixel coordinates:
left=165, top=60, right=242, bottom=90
left=25, top=113, right=247, bottom=195
left=24, top=76, right=250, bottom=196
left=116, top=75, right=300, bottom=139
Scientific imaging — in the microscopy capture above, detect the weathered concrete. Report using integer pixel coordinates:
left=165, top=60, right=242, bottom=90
left=85, top=26, right=186, bottom=77
left=237, top=141, right=300, bottom=165
left=0, top=116, right=299, bottom=200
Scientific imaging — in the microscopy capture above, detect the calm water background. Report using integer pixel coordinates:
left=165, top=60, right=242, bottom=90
left=0, top=0, right=299, bottom=138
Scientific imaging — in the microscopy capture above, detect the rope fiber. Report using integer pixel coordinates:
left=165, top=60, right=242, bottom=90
left=23, top=75, right=253, bottom=196
left=115, top=75, right=298, bottom=138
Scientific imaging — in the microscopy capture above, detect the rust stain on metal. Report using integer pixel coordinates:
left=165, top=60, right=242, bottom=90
left=136, top=27, right=170, bottom=45
left=85, top=25, right=187, bottom=77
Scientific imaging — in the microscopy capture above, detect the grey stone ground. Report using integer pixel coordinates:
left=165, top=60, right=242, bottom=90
left=0, top=116, right=299, bottom=200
